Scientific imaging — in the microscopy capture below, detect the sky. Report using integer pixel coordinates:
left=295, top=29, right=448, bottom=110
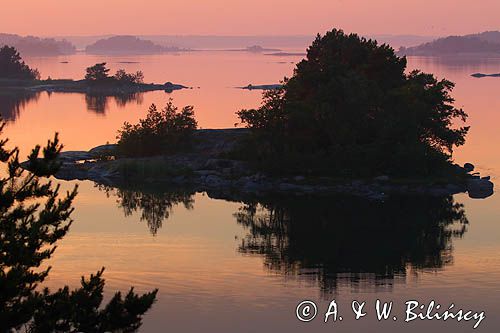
left=1, top=0, right=500, bottom=37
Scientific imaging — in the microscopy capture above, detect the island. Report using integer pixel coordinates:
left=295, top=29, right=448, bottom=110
left=85, top=35, right=187, bottom=55
left=20, top=29, right=496, bottom=200
left=0, top=33, right=76, bottom=56
left=0, top=47, right=188, bottom=94
left=238, top=83, right=283, bottom=90
left=398, top=31, right=500, bottom=56
left=471, top=73, right=500, bottom=78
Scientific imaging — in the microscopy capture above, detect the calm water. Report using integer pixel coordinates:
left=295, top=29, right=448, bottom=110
left=2, top=52, right=500, bottom=332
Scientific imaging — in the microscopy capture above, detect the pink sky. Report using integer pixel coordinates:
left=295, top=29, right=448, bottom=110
left=2, top=0, right=499, bottom=36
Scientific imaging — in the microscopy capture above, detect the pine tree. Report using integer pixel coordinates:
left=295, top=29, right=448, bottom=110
left=0, top=121, right=157, bottom=332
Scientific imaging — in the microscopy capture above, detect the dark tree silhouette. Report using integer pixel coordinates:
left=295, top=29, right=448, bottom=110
left=85, top=62, right=111, bottom=82
left=117, top=100, right=198, bottom=157
left=0, top=45, right=40, bottom=80
left=237, top=29, right=469, bottom=177
left=0, top=122, right=157, bottom=332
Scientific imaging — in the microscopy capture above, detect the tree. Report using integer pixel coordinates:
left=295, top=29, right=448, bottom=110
left=237, top=29, right=469, bottom=177
left=114, top=69, right=144, bottom=84
left=0, top=120, right=157, bottom=332
left=0, top=45, right=40, bottom=80
left=85, top=62, right=111, bottom=82
left=117, top=99, right=198, bottom=157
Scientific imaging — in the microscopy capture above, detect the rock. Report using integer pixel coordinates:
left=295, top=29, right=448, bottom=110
left=463, top=163, right=475, bottom=173
left=58, top=151, right=92, bottom=162
left=88, top=144, right=117, bottom=157
left=194, top=170, right=219, bottom=176
left=278, top=183, right=302, bottom=192
left=203, top=175, right=227, bottom=187
left=203, top=159, right=233, bottom=170
left=374, top=175, right=390, bottom=182
left=467, top=178, right=494, bottom=199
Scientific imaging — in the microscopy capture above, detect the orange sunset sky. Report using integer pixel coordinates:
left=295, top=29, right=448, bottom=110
left=2, top=0, right=500, bottom=36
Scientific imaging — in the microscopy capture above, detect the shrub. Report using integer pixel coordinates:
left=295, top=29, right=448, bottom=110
left=237, top=29, right=469, bottom=177
left=117, top=100, right=198, bottom=157
left=114, top=69, right=144, bottom=84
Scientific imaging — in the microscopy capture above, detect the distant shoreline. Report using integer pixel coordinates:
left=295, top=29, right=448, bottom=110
left=0, top=78, right=188, bottom=94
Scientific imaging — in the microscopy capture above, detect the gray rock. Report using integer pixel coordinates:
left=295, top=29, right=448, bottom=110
left=88, top=144, right=117, bottom=156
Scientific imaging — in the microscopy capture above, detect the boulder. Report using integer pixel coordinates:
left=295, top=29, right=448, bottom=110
left=467, top=178, right=494, bottom=199
left=463, top=163, right=475, bottom=173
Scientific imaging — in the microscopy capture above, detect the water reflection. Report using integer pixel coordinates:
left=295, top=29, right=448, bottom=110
left=235, top=195, right=468, bottom=294
left=97, top=184, right=195, bottom=235
left=99, top=183, right=469, bottom=293
left=85, top=92, right=144, bottom=114
left=0, top=91, right=40, bottom=121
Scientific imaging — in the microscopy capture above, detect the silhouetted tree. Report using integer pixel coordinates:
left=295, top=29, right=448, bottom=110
left=117, top=100, right=198, bottom=157
left=0, top=45, right=40, bottom=80
left=85, top=62, right=111, bottom=82
left=114, top=69, right=144, bottom=84
left=0, top=121, right=157, bottom=332
left=237, top=29, right=469, bottom=177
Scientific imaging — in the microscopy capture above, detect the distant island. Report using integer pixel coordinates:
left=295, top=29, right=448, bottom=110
left=264, top=51, right=307, bottom=56
left=225, top=45, right=281, bottom=53
left=85, top=35, right=188, bottom=55
left=0, top=47, right=187, bottom=94
left=398, top=31, right=500, bottom=56
left=0, top=33, right=76, bottom=56
left=471, top=73, right=500, bottom=78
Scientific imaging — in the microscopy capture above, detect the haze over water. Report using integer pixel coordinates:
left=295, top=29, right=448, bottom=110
left=2, top=50, right=500, bottom=332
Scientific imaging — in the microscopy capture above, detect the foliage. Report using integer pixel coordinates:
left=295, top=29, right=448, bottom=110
left=0, top=121, right=157, bottom=332
left=85, top=63, right=144, bottom=86
left=0, top=46, right=40, bottom=80
left=114, top=69, right=144, bottom=84
left=237, top=29, right=469, bottom=177
left=117, top=100, right=198, bottom=157
left=84, top=63, right=111, bottom=82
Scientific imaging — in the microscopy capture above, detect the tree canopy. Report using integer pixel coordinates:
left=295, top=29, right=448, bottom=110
left=117, top=100, right=198, bottom=157
left=0, top=46, right=40, bottom=80
left=0, top=121, right=157, bottom=332
left=237, top=29, right=469, bottom=177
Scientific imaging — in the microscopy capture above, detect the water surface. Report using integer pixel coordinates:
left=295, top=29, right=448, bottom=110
left=2, top=52, right=500, bottom=332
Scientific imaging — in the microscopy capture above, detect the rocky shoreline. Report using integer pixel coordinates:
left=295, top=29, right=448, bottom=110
left=0, top=78, right=188, bottom=94
left=37, top=129, right=495, bottom=200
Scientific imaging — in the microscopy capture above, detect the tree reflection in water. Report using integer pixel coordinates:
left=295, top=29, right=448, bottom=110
left=234, top=195, right=468, bottom=294
left=97, top=184, right=469, bottom=293
left=85, top=92, right=144, bottom=114
left=97, top=185, right=195, bottom=235
left=0, top=91, right=40, bottom=121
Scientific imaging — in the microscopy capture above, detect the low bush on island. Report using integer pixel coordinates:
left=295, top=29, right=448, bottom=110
left=85, top=62, right=144, bottom=85
left=117, top=99, right=198, bottom=157
left=236, top=29, right=469, bottom=178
